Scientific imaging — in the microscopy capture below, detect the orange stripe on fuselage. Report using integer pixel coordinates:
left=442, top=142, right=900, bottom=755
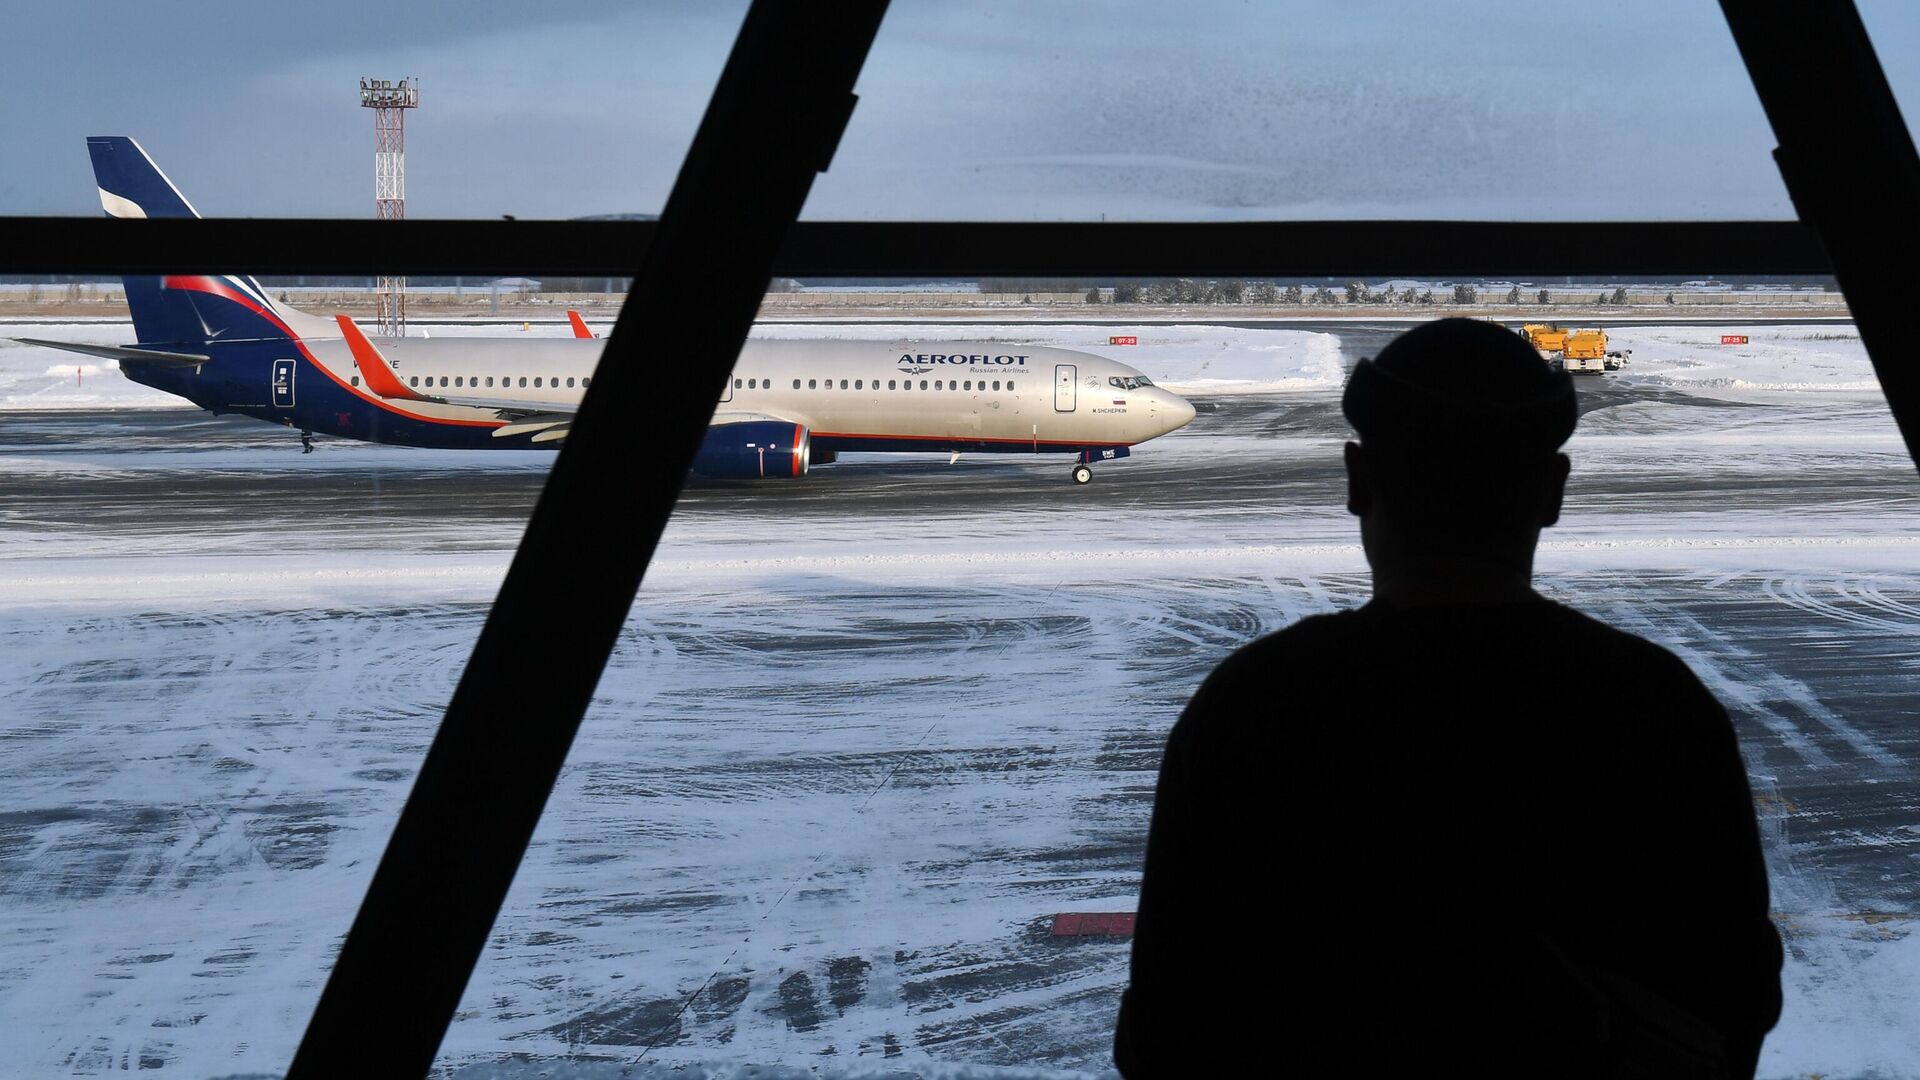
left=301, top=341, right=503, bottom=430
left=315, top=317, right=498, bottom=429
left=812, top=430, right=1129, bottom=448
left=160, top=277, right=499, bottom=429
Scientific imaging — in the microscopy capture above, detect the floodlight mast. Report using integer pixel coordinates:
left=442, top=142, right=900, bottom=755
left=360, top=76, right=419, bottom=338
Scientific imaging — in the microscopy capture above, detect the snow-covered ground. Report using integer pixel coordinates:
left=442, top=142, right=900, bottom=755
left=1, top=319, right=1915, bottom=1079
left=1610, top=325, right=1878, bottom=398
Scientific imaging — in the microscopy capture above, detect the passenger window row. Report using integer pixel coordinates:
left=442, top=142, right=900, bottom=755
left=347, top=374, right=592, bottom=391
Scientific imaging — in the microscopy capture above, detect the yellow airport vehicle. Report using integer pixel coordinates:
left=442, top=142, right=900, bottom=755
left=1562, top=328, right=1608, bottom=374
left=1521, top=323, right=1570, bottom=352
left=1520, top=323, right=1624, bottom=375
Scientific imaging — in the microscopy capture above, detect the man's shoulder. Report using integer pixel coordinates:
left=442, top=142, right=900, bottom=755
left=1203, top=599, right=1704, bottom=691
left=1200, top=609, right=1362, bottom=690
left=1528, top=599, right=1704, bottom=678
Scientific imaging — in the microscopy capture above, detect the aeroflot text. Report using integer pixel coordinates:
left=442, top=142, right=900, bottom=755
left=897, top=353, right=1030, bottom=365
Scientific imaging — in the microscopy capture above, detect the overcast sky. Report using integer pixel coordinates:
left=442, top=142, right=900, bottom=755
left=5, top=1, right=1918, bottom=221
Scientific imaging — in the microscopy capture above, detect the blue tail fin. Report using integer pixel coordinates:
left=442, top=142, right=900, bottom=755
left=88, top=136, right=320, bottom=347
left=88, top=136, right=200, bottom=219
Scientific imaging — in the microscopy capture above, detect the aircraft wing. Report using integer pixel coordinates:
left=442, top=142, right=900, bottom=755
left=12, top=338, right=211, bottom=368
left=711, top=410, right=804, bottom=425
left=481, top=408, right=806, bottom=445
left=335, top=314, right=785, bottom=445
left=439, top=393, right=575, bottom=415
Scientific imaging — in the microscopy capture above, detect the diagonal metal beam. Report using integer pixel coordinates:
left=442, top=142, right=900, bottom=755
left=0, top=216, right=1834, bottom=278
left=1722, top=0, right=1920, bottom=471
left=284, top=2, right=889, bottom=1075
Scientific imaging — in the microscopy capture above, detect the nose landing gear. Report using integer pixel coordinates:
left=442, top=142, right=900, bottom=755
left=1069, top=446, right=1128, bottom=484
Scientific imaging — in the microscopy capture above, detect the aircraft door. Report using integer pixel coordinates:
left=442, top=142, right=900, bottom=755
left=271, top=358, right=296, bottom=408
left=1054, top=364, right=1076, bottom=412
left=720, top=373, right=735, bottom=404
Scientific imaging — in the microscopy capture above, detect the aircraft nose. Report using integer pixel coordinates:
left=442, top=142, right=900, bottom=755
left=1164, top=393, right=1197, bottom=433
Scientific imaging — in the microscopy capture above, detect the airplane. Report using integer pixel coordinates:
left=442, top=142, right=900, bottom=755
left=18, top=137, right=1197, bottom=484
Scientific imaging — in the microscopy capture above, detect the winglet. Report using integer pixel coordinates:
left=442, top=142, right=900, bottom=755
left=566, top=310, right=595, bottom=339
left=336, top=315, right=430, bottom=401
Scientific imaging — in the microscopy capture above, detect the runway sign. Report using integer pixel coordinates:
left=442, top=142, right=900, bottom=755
left=1051, top=912, right=1136, bottom=938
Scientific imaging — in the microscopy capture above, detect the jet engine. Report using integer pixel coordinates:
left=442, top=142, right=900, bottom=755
left=692, top=420, right=811, bottom=479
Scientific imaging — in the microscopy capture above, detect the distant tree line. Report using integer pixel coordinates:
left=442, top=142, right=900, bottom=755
left=1081, top=279, right=1518, bottom=306
left=1081, top=280, right=1679, bottom=307
left=979, top=278, right=1106, bottom=294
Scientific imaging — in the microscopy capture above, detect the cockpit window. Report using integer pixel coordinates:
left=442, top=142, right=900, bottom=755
left=1108, top=375, right=1154, bottom=390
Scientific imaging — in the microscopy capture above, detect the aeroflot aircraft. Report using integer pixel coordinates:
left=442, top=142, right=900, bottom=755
left=21, top=137, right=1196, bottom=483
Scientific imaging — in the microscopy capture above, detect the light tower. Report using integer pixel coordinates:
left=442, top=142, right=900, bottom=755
left=359, top=76, right=419, bottom=337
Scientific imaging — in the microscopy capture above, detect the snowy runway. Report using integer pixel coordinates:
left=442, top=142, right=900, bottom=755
left=2, top=321, right=1917, bottom=1078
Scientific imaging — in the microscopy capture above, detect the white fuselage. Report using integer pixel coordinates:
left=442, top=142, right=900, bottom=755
left=309, top=336, right=1197, bottom=451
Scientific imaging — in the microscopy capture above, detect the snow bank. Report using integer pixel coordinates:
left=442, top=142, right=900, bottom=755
left=1609, top=325, right=1877, bottom=399
left=0, top=325, right=185, bottom=410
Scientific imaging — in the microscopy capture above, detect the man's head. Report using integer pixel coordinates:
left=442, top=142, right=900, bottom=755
left=1341, top=318, right=1576, bottom=577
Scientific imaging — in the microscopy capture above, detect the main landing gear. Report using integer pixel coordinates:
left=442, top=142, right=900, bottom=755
left=1071, top=464, right=1093, bottom=485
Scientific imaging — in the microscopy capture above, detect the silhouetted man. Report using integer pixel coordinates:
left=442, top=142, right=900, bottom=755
left=1115, top=319, right=1782, bottom=1077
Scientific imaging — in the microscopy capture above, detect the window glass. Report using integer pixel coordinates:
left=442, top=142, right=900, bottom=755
left=1, top=4, right=749, bottom=218
left=1860, top=1, right=1920, bottom=125
left=9, top=0, right=1911, bottom=1056
left=11, top=2, right=1916, bottom=230
left=398, top=295, right=1910, bottom=1080
left=799, top=1, right=1912, bottom=221
left=793, top=379, right=801, bottom=389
